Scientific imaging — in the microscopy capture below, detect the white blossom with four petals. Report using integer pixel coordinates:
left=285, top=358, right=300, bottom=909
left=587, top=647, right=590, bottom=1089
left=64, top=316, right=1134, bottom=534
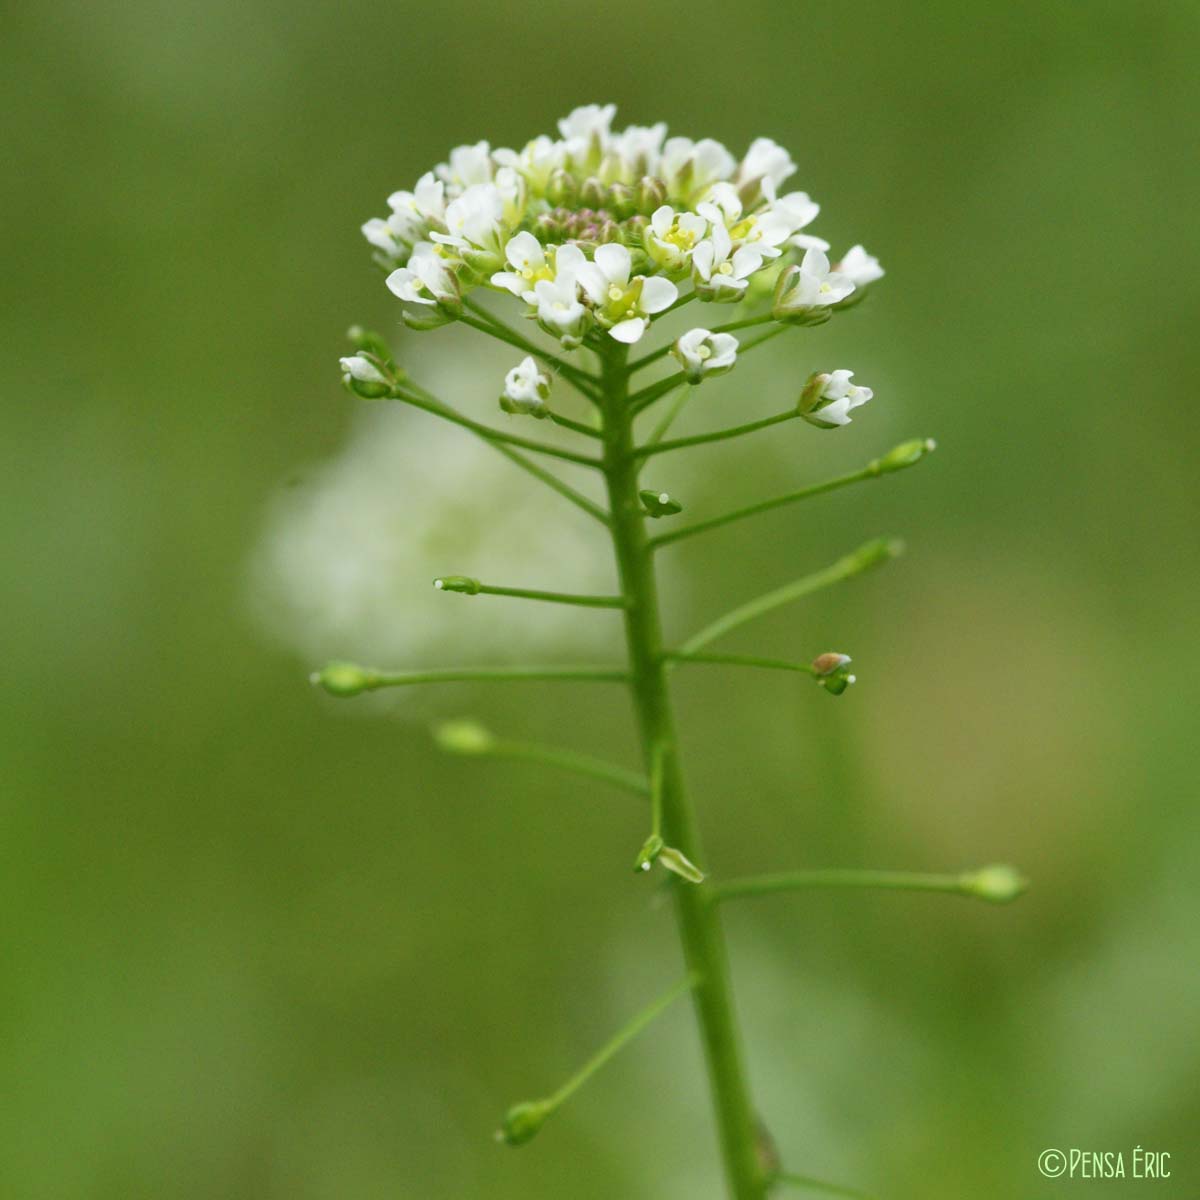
left=800, top=370, right=874, bottom=428
left=576, top=244, right=677, bottom=343
left=671, top=328, right=739, bottom=384
left=500, top=357, right=551, bottom=417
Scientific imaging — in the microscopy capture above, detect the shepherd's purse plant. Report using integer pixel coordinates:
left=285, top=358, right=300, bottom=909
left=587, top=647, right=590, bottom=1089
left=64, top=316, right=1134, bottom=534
left=314, top=104, right=1027, bottom=1200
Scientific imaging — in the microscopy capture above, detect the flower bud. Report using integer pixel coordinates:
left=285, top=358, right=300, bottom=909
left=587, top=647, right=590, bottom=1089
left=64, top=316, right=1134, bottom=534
left=579, top=176, right=607, bottom=209
left=339, top=354, right=392, bottom=399
left=496, top=1099, right=553, bottom=1147
left=606, top=182, right=637, bottom=219
left=460, top=246, right=504, bottom=277
left=595, top=218, right=623, bottom=244
left=532, top=212, right=563, bottom=242
left=639, top=489, right=683, bottom=518
left=545, top=169, right=578, bottom=208
left=433, top=575, right=481, bottom=594
left=500, top=356, right=552, bottom=417
left=671, top=328, right=739, bottom=385
left=798, top=370, right=873, bottom=428
left=345, top=326, right=400, bottom=373
left=432, top=719, right=496, bottom=756
left=658, top=845, right=705, bottom=884
left=811, top=652, right=855, bottom=696
left=310, top=661, right=377, bottom=697
left=637, top=175, right=668, bottom=214
left=869, top=438, right=937, bottom=474
left=962, top=864, right=1028, bottom=905
left=633, top=833, right=664, bottom=872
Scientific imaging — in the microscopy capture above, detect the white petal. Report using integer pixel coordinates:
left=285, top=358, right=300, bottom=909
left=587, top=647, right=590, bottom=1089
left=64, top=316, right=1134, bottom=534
left=608, top=317, right=647, bottom=343
left=638, top=276, right=678, bottom=314
left=593, top=242, right=631, bottom=285
left=576, top=263, right=608, bottom=304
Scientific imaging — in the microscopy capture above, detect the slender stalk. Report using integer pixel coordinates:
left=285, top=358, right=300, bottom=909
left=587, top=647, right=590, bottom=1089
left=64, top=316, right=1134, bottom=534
left=645, top=386, right=693, bottom=447
left=393, top=387, right=600, bottom=467
left=679, top=538, right=901, bottom=655
left=665, top=651, right=817, bottom=676
left=434, top=579, right=626, bottom=608
left=649, top=465, right=881, bottom=549
left=637, top=409, right=798, bottom=459
left=468, top=737, right=648, bottom=797
left=714, top=869, right=987, bottom=904
left=487, top=442, right=609, bottom=524
left=316, top=664, right=628, bottom=694
left=629, top=372, right=687, bottom=415
left=397, top=381, right=608, bottom=522
left=548, top=411, right=603, bottom=438
left=545, top=972, right=699, bottom=1111
left=460, top=301, right=600, bottom=399
left=597, top=343, right=767, bottom=1199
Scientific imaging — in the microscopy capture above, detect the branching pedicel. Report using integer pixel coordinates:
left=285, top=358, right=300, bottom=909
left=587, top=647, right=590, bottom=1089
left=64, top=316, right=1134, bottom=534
left=316, top=105, right=1027, bottom=1200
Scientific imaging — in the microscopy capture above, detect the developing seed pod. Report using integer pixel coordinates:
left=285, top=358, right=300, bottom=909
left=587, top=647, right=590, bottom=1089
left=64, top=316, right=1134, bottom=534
left=496, top=1100, right=553, bottom=1147
left=310, top=661, right=376, bottom=697
left=639, top=489, right=683, bottom=518
left=433, top=576, right=482, bottom=594
left=962, top=864, right=1029, bottom=904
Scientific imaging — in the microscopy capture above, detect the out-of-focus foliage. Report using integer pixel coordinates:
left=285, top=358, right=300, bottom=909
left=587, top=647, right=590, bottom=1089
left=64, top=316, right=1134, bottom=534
left=2, top=2, right=1198, bottom=1197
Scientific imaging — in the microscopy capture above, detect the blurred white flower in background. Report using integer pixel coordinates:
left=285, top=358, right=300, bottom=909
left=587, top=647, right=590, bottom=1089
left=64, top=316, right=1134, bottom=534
left=246, top=353, right=617, bottom=676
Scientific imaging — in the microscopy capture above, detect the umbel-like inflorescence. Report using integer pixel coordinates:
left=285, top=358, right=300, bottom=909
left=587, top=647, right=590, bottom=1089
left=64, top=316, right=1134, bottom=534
left=318, top=106, right=1025, bottom=1200
left=361, top=103, right=878, bottom=346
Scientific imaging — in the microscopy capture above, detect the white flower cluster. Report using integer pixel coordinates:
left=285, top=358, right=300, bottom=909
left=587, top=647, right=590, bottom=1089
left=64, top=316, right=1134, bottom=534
left=362, top=104, right=883, bottom=345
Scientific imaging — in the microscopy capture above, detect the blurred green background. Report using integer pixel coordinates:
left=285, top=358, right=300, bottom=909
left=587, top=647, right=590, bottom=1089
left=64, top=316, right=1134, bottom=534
left=4, top=1, right=1199, bottom=1196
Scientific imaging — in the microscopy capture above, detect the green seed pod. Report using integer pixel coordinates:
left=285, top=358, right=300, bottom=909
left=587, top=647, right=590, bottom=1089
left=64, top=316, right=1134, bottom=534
left=497, top=1100, right=553, bottom=1147
left=658, top=846, right=705, bottom=884
left=872, top=438, right=937, bottom=474
left=639, top=489, right=683, bottom=518
left=432, top=719, right=495, bottom=756
left=633, top=833, right=665, bottom=873
left=963, top=864, right=1029, bottom=904
left=433, top=576, right=481, bottom=595
left=311, top=661, right=376, bottom=698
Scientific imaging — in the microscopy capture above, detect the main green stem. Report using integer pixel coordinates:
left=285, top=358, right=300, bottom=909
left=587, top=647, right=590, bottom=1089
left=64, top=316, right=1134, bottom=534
left=597, top=343, right=765, bottom=1200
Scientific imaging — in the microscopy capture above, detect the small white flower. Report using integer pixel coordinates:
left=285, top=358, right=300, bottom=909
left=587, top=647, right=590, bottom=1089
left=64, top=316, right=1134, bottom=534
left=494, top=136, right=564, bottom=193
left=500, top=356, right=551, bottom=417
left=491, top=231, right=555, bottom=301
left=691, top=223, right=765, bottom=300
left=385, top=242, right=459, bottom=308
left=576, top=243, right=677, bottom=344
left=609, top=122, right=668, bottom=179
left=436, top=141, right=495, bottom=190
left=645, top=205, right=709, bottom=273
left=799, top=369, right=873, bottom=428
left=837, top=244, right=885, bottom=286
left=429, top=183, right=506, bottom=260
left=532, top=244, right=590, bottom=347
left=387, top=172, right=447, bottom=229
left=671, top=328, right=739, bottom=384
left=339, top=355, right=388, bottom=386
left=361, top=218, right=404, bottom=258
left=660, top=137, right=737, bottom=204
left=558, top=103, right=617, bottom=169
left=737, top=137, right=796, bottom=194
left=773, top=246, right=855, bottom=318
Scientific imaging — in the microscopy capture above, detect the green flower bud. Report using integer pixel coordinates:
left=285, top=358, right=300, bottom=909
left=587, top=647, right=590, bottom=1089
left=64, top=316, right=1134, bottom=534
left=606, top=181, right=637, bottom=219
left=869, top=438, right=937, bottom=475
left=432, top=719, right=496, bottom=756
left=595, top=218, right=623, bottom=244
left=496, top=1099, right=553, bottom=1147
left=633, top=833, right=665, bottom=873
left=460, top=247, right=504, bottom=277
left=812, top=651, right=855, bottom=696
left=962, top=864, right=1029, bottom=904
left=658, top=845, right=705, bottom=884
left=639, top=489, right=683, bottom=518
left=546, top=169, right=578, bottom=208
left=580, top=177, right=608, bottom=210
left=637, top=175, right=667, bottom=214
left=310, top=661, right=377, bottom=698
